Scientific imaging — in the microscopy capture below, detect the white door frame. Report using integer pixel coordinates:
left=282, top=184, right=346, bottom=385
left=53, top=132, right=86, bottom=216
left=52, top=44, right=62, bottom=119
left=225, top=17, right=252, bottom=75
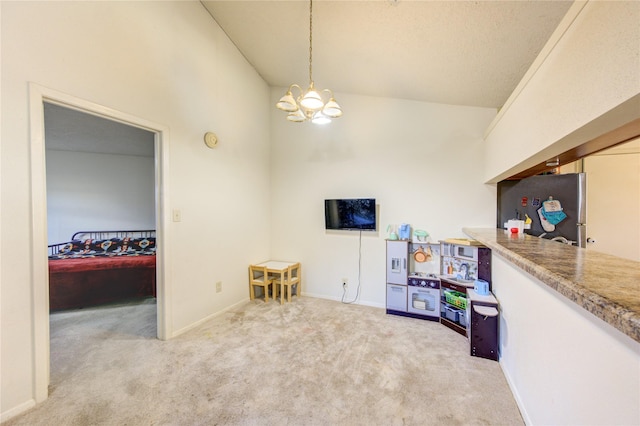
left=29, top=83, right=172, bottom=403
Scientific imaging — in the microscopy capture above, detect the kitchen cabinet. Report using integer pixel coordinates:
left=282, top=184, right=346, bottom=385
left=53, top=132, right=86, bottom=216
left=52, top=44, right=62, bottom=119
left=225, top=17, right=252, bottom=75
left=386, top=240, right=408, bottom=285
left=409, top=240, right=440, bottom=276
left=468, top=289, right=499, bottom=361
left=385, top=239, right=440, bottom=320
left=440, top=278, right=471, bottom=336
left=386, top=284, right=407, bottom=312
left=439, top=240, right=492, bottom=337
left=440, top=241, right=492, bottom=283
left=386, top=240, right=409, bottom=316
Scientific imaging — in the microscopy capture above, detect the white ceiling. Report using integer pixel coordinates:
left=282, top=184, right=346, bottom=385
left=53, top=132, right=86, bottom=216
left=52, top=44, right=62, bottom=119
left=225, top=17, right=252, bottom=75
left=44, top=103, right=155, bottom=157
left=202, top=0, right=574, bottom=108
left=44, top=1, right=638, bottom=158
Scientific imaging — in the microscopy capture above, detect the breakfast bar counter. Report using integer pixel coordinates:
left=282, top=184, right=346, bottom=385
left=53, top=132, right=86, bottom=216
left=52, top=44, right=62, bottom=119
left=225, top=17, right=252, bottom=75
left=462, top=228, right=640, bottom=343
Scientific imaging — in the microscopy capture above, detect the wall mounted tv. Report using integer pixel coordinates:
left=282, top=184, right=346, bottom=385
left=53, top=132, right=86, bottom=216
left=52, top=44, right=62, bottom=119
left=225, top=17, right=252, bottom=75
left=324, top=198, right=376, bottom=231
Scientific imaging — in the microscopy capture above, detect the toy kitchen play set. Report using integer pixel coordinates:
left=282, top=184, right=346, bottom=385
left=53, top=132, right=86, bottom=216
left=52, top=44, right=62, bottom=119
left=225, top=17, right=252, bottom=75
left=385, top=225, right=500, bottom=360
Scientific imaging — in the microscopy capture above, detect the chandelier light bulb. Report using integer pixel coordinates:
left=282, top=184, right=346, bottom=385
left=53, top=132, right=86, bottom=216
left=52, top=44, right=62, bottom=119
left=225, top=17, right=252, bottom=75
left=276, top=91, right=298, bottom=112
left=286, top=109, right=306, bottom=122
left=300, top=87, right=324, bottom=110
left=311, top=111, right=331, bottom=125
left=322, top=99, right=343, bottom=118
left=275, top=0, right=342, bottom=124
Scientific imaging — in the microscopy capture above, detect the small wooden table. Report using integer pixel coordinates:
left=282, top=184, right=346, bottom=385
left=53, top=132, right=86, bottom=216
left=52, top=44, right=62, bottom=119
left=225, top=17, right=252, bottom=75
left=254, top=260, right=298, bottom=304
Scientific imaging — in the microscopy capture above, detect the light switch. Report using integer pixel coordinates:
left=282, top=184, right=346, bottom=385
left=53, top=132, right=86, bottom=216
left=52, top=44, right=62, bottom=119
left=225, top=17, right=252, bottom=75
left=172, top=209, right=182, bottom=222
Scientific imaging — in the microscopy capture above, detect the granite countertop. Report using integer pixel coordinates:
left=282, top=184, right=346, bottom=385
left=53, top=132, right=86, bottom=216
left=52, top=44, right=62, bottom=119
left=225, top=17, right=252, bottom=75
left=462, top=228, right=640, bottom=343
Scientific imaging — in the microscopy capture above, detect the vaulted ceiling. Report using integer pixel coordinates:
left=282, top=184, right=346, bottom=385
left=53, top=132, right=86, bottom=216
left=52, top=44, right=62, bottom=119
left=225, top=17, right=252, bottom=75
left=51, top=1, right=640, bottom=162
left=202, top=0, right=574, bottom=109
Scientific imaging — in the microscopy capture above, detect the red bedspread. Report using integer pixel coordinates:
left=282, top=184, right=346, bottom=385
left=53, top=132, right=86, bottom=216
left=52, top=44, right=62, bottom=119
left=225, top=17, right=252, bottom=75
left=49, top=256, right=156, bottom=311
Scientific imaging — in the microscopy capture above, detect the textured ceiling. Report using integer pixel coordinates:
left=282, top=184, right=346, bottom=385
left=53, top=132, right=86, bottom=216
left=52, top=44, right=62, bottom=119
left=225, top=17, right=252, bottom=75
left=202, top=0, right=574, bottom=108
left=45, top=1, right=581, bottom=156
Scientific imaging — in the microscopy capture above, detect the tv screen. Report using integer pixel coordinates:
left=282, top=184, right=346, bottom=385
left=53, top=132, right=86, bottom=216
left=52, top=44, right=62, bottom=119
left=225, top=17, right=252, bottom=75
left=324, top=198, right=376, bottom=231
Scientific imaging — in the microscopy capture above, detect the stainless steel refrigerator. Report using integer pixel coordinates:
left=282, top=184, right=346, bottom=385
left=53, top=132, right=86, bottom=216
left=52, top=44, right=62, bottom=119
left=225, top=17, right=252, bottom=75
left=497, top=173, right=586, bottom=247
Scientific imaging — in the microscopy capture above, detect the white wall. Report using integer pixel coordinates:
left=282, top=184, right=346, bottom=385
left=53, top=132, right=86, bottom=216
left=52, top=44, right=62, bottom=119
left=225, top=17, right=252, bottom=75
left=584, top=151, right=640, bottom=261
left=484, top=1, right=640, bottom=183
left=270, top=91, right=497, bottom=306
left=492, top=254, right=640, bottom=425
left=46, top=150, right=155, bottom=244
left=1, top=1, right=271, bottom=420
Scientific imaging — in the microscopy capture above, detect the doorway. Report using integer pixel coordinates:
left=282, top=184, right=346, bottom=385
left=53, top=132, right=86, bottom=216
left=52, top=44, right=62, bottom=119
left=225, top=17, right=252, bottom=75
left=44, top=102, right=156, bottom=245
left=583, top=138, right=640, bottom=260
left=557, top=137, right=640, bottom=261
left=29, top=83, right=170, bottom=403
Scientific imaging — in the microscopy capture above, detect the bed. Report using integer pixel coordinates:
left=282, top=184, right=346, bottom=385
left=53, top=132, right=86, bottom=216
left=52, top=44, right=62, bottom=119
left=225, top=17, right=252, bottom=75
left=48, top=230, right=156, bottom=311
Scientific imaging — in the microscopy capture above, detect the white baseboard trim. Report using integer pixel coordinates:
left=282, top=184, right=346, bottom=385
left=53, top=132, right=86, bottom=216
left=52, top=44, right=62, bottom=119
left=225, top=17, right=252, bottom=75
left=301, top=292, right=385, bottom=309
left=170, top=293, right=385, bottom=340
left=1, top=398, right=36, bottom=423
left=499, top=359, right=531, bottom=425
left=170, top=298, right=250, bottom=339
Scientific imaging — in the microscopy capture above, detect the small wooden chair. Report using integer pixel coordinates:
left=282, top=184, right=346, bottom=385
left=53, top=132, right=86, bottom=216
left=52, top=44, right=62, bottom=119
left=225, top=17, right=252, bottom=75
left=274, top=263, right=301, bottom=303
left=248, top=265, right=273, bottom=302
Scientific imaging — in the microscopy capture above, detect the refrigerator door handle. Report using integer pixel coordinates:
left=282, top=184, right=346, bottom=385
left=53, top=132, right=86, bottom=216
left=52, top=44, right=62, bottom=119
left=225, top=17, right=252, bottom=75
left=577, top=223, right=587, bottom=248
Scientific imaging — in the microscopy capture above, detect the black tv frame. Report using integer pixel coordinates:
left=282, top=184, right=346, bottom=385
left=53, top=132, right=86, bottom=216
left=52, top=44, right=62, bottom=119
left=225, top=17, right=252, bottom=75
left=324, top=198, right=377, bottom=231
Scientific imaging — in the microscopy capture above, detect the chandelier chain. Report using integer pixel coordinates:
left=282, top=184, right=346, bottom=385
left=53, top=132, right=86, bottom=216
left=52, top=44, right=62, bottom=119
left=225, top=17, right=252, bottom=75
left=308, top=0, right=313, bottom=84
left=275, top=0, right=342, bottom=123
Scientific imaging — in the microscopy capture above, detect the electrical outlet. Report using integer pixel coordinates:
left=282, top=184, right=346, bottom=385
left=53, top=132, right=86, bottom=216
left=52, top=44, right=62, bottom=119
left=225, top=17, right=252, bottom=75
left=342, top=278, right=348, bottom=289
left=216, top=281, right=222, bottom=293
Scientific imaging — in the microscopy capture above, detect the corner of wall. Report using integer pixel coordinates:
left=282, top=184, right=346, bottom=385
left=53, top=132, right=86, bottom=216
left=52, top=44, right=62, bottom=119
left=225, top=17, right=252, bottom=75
left=483, top=1, right=640, bottom=183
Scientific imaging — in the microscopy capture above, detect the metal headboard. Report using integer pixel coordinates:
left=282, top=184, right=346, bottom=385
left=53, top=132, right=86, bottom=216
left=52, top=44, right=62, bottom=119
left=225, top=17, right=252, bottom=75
left=48, top=230, right=156, bottom=256
left=70, top=230, right=156, bottom=241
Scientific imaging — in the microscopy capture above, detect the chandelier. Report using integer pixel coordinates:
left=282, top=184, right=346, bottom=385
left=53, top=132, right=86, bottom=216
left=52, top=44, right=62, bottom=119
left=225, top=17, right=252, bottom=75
left=275, top=0, right=342, bottom=124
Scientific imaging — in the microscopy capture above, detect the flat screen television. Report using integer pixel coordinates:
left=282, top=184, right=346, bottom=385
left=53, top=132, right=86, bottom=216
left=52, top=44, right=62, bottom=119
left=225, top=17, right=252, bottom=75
left=324, top=198, right=376, bottom=231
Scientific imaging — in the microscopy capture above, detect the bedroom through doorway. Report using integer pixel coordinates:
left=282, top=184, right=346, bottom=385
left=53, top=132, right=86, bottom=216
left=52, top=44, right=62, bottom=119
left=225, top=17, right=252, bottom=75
left=40, top=99, right=163, bottom=399
left=43, top=102, right=158, bottom=306
left=44, top=102, right=158, bottom=316
left=29, top=84, right=170, bottom=403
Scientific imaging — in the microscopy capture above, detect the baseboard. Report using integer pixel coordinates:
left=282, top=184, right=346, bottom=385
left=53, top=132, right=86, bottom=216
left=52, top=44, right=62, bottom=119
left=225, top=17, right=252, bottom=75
left=301, top=292, right=385, bottom=309
left=499, top=359, right=531, bottom=425
left=170, top=298, right=250, bottom=338
left=171, top=294, right=528, bottom=425
left=1, top=398, right=36, bottom=423
left=170, top=294, right=385, bottom=339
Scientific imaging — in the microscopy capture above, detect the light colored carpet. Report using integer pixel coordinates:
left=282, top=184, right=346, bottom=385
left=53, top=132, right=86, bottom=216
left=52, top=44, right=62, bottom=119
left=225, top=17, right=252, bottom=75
left=6, top=296, right=523, bottom=425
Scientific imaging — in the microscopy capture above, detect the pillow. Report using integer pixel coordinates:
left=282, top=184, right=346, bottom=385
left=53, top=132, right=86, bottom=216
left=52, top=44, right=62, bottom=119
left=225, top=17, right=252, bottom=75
left=80, top=239, right=96, bottom=254
left=58, top=240, right=83, bottom=254
left=114, top=237, right=134, bottom=255
left=89, top=238, right=121, bottom=254
left=131, top=237, right=156, bottom=253
left=49, top=236, right=156, bottom=259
